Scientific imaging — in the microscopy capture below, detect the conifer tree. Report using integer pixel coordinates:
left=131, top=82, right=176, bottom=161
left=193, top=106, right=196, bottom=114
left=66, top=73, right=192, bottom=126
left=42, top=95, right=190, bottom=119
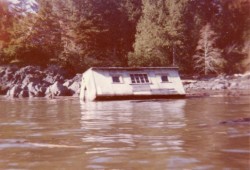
left=128, top=0, right=187, bottom=67
left=3, top=0, right=62, bottom=65
left=193, top=24, right=225, bottom=75
left=27, top=0, right=62, bottom=65
left=128, top=0, right=169, bottom=66
left=0, top=0, right=12, bottom=43
left=217, top=0, right=250, bottom=73
left=2, top=0, right=33, bottom=64
left=51, top=0, right=141, bottom=71
left=0, top=0, right=17, bottom=64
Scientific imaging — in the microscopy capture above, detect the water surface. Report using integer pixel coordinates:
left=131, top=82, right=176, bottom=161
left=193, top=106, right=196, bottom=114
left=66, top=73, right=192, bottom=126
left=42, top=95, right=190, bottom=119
left=0, top=96, right=249, bottom=169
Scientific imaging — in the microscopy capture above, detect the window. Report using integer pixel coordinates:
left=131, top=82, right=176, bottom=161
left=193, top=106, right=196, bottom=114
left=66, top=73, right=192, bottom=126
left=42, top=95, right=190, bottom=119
left=112, top=76, right=121, bottom=83
left=161, top=75, right=169, bottom=82
left=130, top=74, right=149, bottom=84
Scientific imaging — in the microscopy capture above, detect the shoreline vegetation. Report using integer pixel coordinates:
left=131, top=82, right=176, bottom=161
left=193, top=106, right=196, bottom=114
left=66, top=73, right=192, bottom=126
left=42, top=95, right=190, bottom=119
left=1, top=65, right=249, bottom=99
left=1, top=0, right=250, bottom=77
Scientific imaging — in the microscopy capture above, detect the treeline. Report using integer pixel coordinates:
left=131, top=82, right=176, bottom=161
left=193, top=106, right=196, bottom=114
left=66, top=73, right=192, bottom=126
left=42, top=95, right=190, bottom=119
left=0, top=0, right=249, bottom=74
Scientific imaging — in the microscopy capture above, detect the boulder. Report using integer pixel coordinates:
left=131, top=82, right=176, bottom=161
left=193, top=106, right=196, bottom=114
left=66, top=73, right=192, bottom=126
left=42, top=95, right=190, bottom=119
left=0, top=69, right=5, bottom=77
left=43, top=74, right=55, bottom=84
left=13, top=66, right=40, bottom=83
left=45, top=81, right=71, bottom=97
left=43, top=74, right=65, bottom=84
left=63, top=80, right=74, bottom=88
left=19, top=86, right=29, bottom=98
left=0, top=84, right=9, bottom=95
left=22, top=74, right=42, bottom=86
left=6, top=85, right=23, bottom=98
left=68, top=81, right=81, bottom=96
left=27, top=82, right=46, bottom=97
left=72, top=74, right=82, bottom=82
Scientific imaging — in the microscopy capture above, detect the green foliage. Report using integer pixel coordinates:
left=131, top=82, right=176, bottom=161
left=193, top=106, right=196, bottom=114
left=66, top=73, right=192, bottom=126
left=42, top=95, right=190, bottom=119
left=3, top=0, right=62, bottom=66
left=47, top=0, right=142, bottom=72
left=0, top=0, right=13, bottom=63
left=128, top=0, right=188, bottom=67
left=0, top=0, right=249, bottom=74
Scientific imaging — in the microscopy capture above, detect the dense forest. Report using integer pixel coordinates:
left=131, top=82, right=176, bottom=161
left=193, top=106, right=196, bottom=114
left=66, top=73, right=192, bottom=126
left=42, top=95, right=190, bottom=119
left=0, top=0, right=249, bottom=75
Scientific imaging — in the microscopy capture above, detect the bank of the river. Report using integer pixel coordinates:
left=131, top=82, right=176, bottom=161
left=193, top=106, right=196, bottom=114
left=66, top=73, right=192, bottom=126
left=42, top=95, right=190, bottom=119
left=0, top=65, right=250, bottom=98
left=183, top=73, right=250, bottom=97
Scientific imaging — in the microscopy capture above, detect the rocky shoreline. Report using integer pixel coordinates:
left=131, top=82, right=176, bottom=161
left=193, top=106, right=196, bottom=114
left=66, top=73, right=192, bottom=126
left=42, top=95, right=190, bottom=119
left=0, top=65, right=250, bottom=98
left=0, top=65, right=81, bottom=98
left=183, top=73, right=250, bottom=97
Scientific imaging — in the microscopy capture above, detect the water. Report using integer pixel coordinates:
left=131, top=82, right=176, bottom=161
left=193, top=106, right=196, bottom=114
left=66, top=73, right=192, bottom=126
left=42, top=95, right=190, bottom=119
left=0, top=96, right=249, bottom=170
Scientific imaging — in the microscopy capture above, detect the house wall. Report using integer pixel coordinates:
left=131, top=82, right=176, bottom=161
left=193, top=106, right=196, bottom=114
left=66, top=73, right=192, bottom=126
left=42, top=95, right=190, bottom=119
left=80, top=69, right=97, bottom=101
left=91, top=68, right=185, bottom=98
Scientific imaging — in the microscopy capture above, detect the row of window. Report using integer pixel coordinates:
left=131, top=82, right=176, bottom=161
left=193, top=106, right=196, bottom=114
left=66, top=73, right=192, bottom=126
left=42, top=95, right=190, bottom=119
left=112, top=74, right=169, bottom=84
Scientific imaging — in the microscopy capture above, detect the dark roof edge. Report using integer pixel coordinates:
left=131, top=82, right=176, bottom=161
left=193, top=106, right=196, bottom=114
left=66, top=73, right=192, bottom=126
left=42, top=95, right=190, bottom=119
left=90, top=67, right=179, bottom=71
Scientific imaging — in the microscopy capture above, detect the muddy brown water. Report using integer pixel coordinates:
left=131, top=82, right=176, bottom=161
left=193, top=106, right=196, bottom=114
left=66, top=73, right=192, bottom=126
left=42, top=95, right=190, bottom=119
left=0, top=96, right=249, bottom=169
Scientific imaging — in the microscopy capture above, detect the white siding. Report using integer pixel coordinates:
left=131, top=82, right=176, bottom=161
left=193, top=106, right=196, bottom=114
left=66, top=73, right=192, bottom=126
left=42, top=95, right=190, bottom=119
left=80, top=67, right=185, bottom=101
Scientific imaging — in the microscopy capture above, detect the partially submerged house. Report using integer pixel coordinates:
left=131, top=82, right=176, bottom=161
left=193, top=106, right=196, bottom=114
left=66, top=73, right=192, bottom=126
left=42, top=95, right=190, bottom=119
left=80, top=67, right=186, bottom=101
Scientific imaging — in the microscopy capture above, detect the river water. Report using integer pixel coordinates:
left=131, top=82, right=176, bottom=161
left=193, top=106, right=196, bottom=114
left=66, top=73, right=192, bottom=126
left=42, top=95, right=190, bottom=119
left=0, top=96, right=249, bottom=170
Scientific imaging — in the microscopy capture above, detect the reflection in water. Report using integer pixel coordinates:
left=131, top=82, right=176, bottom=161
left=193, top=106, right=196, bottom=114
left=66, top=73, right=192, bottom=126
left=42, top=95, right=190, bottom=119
left=0, top=97, right=249, bottom=169
left=79, top=100, right=188, bottom=168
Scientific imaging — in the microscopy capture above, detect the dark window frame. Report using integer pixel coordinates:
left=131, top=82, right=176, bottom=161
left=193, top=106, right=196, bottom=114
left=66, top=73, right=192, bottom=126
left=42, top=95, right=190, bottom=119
left=161, top=75, right=169, bottom=82
left=111, top=75, right=123, bottom=83
left=130, top=74, right=150, bottom=84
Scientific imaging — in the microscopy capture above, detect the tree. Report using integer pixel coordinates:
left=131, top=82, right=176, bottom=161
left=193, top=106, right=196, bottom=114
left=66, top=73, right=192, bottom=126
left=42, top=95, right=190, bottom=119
left=27, top=0, right=62, bottom=65
left=163, top=0, right=189, bottom=68
left=75, top=0, right=141, bottom=68
left=0, top=0, right=13, bottom=64
left=128, top=0, right=188, bottom=67
left=50, top=0, right=141, bottom=71
left=193, top=24, right=225, bottom=75
left=128, top=0, right=170, bottom=66
left=217, top=0, right=250, bottom=73
left=3, top=0, right=62, bottom=66
left=2, top=0, right=33, bottom=64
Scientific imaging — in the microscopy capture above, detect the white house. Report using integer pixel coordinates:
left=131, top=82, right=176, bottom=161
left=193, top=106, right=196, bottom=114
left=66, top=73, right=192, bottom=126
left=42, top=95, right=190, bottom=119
left=80, top=67, right=186, bottom=101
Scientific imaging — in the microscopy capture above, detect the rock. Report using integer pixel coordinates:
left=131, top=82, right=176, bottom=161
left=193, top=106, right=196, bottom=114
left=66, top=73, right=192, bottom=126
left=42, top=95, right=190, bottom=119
left=19, top=86, right=29, bottom=97
left=0, top=65, right=77, bottom=97
left=13, top=66, right=41, bottom=83
left=63, top=80, right=74, bottom=88
left=45, top=65, right=66, bottom=76
left=72, top=74, right=82, bottom=82
left=211, top=83, right=226, bottom=90
left=27, top=82, right=45, bottom=97
left=228, top=82, right=238, bottom=89
left=0, top=85, right=9, bottom=95
left=72, top=90, right=80, bottom=97
left=220, top=117, right=250, bottom=125
left=68, top=81, right=81, bottom=96
left=45, top=81, right=71, bottom=97
left=43, top=74, right=64, bottom=84
left=43, top=75, right=55, bottom=84
left=0, top=70, right=5, bottom=77
left=6, top=85, right=23, bottom=98
left=238, top=81, right=250, bottom=90
left=22, top=74, right=42, bottom=86
left=5, top=66, right=18, bottom=75
left=54, top=74, right=65, bottom=83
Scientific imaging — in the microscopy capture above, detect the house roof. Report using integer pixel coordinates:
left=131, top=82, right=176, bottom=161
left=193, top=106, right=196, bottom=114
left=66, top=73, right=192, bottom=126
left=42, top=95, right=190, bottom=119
left=91, top=67, right=179, bottom=71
